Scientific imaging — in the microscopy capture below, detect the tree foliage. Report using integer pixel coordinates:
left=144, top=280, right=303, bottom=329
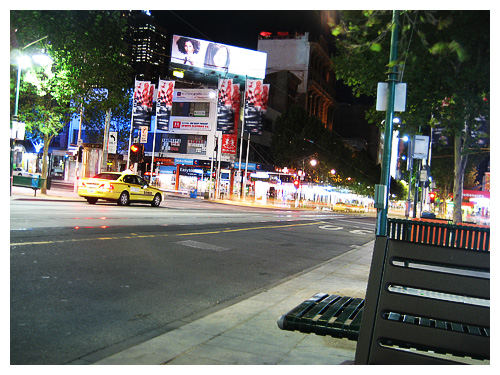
left=330, top=10, right=489, bottom=222
left=271, top=105, right=383, bottom=195
left=11, top=10, right=134, bottom=186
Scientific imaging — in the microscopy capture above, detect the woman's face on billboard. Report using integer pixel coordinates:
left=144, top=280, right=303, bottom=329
left=184, top=41, right=194, bottom=54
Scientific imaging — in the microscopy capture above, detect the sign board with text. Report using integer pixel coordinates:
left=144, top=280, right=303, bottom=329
left=107, top=131, right=117, bottom=154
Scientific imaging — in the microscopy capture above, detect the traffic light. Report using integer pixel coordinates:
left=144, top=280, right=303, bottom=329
left=130, top=143, right=143, bottom=163
left=293, top=179, right=300, bottom=189
left=429, top=191, right=436, bottom=204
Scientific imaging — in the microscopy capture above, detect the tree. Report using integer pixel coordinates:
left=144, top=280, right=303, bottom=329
left=10, top=36, right=76, bottom=193
left=10, top=10, right=133, bottom=186
left=331, top=10, right=489, bottom=223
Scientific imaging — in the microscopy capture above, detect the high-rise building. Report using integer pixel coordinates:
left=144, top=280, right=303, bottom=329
left=125, top=11, right=170, bottom=81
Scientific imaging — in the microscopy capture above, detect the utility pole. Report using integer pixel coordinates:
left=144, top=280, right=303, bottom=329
left=376, top=10, right=400, bottom=236
left=405, top=137, right=414, bottom=219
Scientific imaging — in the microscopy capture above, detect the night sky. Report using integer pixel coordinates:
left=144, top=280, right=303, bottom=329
left=151, top=10, right=324, bottom=50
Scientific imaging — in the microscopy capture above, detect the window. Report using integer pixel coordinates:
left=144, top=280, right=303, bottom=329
left=172, top=102, right=210, bottom=117
left=93, top=173, right=120, bottom=180
left=123, top=175, right=138, bottom=184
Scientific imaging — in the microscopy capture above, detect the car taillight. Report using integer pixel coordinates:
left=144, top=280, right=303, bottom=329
left=98, top=183, right=114, bottom=192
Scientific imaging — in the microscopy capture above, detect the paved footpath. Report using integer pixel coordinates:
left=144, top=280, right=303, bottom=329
left=94, top=241, right=374, bottom=365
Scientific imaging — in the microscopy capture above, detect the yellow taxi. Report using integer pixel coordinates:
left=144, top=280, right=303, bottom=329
left=78, top=171, right=163, bottom=207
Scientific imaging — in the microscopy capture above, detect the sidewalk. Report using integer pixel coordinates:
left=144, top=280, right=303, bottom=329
left=94, top=240, right=374, bottom=365
left=10, top=183, right=82, bottom=201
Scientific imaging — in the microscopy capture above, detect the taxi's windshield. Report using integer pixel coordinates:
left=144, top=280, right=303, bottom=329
left=92, top=173, right=120, bottom=180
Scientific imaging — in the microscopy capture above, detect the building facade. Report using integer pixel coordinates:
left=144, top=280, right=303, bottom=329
left=257, top=31, right=336, bottom=131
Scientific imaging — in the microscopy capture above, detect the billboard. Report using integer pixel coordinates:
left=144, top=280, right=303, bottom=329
left=167, top=89, right=218, bottom=133
left=171, top=35, right=267, bottom=79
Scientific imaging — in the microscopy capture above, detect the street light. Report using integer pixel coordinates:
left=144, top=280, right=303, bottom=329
left=12, top=36, right=50, bottom=117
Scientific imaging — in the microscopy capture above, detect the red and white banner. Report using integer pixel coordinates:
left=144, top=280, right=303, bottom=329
left=132, top=80, right=154, bottom=129
left=156, top=80, right=175, bottom=131
left=244, top=79, right=264, bottom=135
left=221, top=134, right=238, bottom=154
left=232, top=83, right=241, bottom=136
left=217, top=78, right=235, bottom=133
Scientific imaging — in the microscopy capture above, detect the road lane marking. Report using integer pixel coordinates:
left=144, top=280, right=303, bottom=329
left=177, top=240, right=229, bottom=252
left=177, top=231, right=222, bottom=236
left=10, top=221, right=325, bottom=247
left=318, top=224, right=343, bottom=231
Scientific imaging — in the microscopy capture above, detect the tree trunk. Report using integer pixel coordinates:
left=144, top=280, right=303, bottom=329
left=452, top=132, right=468, bottom=224
left=40, top=134, right=54, bottom=194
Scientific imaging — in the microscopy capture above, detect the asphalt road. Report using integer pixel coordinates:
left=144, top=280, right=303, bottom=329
left=10, top=198, right=375, bottom=364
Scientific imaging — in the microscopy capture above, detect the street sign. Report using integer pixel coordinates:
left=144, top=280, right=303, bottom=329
left=413, top=135, right=430, bottom=159
left=139, top=126, right=148, bottom=143
left=108, top=131, right=117, bottom=154
left=11, top=121, right=25, bottom=140
left=376, top=82, right=407, bottom=112
left=420, top=168, right=428, bottom=182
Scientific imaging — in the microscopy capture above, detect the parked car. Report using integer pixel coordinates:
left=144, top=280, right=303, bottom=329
left=78, top=171, right=164, bottom=207
left=13, top=168, right=32, bottom=177
left=421, top=211, right=437, bottom=219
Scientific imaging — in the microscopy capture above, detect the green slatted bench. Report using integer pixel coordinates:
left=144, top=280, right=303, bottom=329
left=277, top=235, right=490, bottom=364
left=12, top=175, right=45, bottom=196
left=277, top=293, right=364, bottom=341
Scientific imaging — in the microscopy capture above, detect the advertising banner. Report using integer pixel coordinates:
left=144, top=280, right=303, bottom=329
left=171, top=35, right=267, bottom=79
left=132, top=80, right=154, bottom=129
left=217, top=79, right=235, bottom=133
left=139, top=126, right=149, bottom=143
left=232, top=83, right=241, bottom=135
left=156, top=80, right=175, bottom=131
left=171, top=119, right=211, bottom=132
left=221, top=134, right=238, bottom=155
left=244, top=79, right=264, bottom=135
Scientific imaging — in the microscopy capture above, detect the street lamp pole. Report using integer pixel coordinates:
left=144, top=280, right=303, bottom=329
left=376, top=10, right=400, bottom=236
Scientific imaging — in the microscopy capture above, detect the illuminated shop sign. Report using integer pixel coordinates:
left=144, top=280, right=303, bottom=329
left=161, top=134, right=207, bottom=155
left=171, top=35, right=267, bottom=79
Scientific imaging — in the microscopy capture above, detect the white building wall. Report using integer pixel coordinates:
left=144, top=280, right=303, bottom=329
left=257, top=33, right=311, bottom=94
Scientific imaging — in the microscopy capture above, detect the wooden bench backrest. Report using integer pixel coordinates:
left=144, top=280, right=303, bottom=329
left=355, top=237, right=490, bottom=364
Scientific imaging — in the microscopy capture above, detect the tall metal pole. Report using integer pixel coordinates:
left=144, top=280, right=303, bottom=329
left=238, top=77, right=247, bottom=198
left=243, top=133, right=251, bottom=200
left=405, top=137, right=414, bottom=219
left=376, top=10, right=400, bottom=236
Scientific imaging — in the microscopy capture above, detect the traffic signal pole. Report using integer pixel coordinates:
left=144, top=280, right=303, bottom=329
left=376, top=10, right=400, bottom=236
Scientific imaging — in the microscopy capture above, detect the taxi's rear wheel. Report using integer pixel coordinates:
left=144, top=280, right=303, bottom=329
left=118, top=191, right=130, bottom=206
left=151, top=193, right=162, bottom=207
left=86, top=197, right=98, bottom=204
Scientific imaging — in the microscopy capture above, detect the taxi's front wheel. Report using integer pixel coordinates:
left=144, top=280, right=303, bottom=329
left=151, top=193, right=162, bottom=207
left=118, top=191, right=130, bottom=206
